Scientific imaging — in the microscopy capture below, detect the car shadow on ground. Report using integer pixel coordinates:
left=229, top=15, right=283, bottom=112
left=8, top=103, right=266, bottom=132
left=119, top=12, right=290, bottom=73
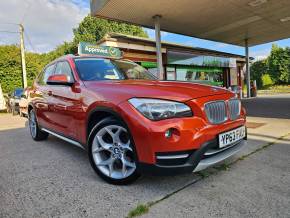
left=0, top=124, right=200, bottom=184
left=21, top=119, right=201, bottom=185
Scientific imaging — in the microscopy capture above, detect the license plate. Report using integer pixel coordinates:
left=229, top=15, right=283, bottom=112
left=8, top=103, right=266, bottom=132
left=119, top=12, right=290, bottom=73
left=218, top=126, right=246, bottom=148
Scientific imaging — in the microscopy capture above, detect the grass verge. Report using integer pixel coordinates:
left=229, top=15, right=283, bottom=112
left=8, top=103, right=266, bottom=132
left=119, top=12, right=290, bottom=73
left=258, top=85, right=290, bottom=94
left=127, top=204, right=150, bottom=218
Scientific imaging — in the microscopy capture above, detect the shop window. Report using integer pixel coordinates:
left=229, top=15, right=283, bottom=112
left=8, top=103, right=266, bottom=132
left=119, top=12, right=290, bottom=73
left=175, top=66, right=223, bottom=86
left=166, top=67, right=175, bottom=80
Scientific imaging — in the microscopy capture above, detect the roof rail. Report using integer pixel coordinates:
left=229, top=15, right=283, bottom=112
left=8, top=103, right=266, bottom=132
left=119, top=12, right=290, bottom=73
left=54, top=54, right=76, bottom=61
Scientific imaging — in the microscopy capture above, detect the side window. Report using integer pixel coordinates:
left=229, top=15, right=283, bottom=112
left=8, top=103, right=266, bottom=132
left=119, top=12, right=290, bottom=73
left=38, top=64, right=55, bottom=85
left=55, top=61, right=74, bottom=82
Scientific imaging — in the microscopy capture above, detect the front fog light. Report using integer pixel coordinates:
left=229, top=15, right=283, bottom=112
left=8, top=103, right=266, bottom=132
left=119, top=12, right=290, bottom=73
left=165, top=129, right=172, bottom=138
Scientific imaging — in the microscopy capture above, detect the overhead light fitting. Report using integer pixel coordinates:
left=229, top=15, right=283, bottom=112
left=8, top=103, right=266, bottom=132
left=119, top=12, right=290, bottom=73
left=248, top=0, right=267, bottom=7
left=280, top=17, right=290, bottom=22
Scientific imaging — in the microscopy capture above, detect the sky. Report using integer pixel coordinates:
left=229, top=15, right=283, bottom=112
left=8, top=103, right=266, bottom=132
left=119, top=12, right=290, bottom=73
left=0, top=0, right=289, bottom=60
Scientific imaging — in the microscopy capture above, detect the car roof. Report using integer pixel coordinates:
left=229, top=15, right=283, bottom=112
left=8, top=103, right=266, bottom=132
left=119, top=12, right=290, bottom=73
left=53, top=54, right=133, bottom=63
left=45, top=55, right=135, bottom=70
left=51, top=54, right=108, bottom=63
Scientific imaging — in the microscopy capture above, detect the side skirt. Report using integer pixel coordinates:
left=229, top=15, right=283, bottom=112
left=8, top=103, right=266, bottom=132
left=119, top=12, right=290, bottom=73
left=41, top=128, right=85, bottom=150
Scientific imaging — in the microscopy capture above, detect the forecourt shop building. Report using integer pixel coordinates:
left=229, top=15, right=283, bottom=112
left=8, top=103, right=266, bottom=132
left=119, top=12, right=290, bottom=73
left=97, top=33, right=246, bottom=88
left=90, top=0, right=290, bottom=97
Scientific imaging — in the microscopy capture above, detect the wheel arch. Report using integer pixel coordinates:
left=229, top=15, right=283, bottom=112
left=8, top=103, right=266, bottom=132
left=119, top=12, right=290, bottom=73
left=28, top=103, right=34, bottom=114
left=85, top=106, right=139, bottom=161
left=86, top=106, right=128, bottom=140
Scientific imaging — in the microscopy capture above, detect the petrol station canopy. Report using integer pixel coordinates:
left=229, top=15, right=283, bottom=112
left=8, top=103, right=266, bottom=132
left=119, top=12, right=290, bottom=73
left=90, top=0, right=290, bottom=46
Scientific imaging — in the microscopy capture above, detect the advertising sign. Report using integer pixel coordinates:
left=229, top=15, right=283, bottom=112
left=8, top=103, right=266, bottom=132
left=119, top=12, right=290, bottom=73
left=78, top=42, right=122, bottom=58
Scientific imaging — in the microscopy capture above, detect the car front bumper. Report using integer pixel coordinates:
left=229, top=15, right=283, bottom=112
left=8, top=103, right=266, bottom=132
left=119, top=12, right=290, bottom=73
left=137, top=138, right=246, bottom=176
left=118, top=99, right=246, bottom=165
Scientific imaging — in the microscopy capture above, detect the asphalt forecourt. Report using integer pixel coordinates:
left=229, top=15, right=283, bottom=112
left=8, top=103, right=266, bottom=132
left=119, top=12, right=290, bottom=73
left=1, top=95, right=290, bottom=217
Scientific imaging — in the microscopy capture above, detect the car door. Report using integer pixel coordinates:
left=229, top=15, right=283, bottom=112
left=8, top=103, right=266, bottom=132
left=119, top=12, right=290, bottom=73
left=47, top=61, right=78, bottom=139
left=33, top=64, right=56, bottom=128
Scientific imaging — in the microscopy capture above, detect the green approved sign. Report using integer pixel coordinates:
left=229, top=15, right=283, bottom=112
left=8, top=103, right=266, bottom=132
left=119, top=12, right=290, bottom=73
left=78, top=42, right=122, bottom=58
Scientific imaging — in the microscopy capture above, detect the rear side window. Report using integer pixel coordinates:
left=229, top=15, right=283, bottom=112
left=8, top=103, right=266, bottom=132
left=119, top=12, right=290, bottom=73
left=55, top=61, right=74, bottom=82
left=38, top=64, right=55, bottom=85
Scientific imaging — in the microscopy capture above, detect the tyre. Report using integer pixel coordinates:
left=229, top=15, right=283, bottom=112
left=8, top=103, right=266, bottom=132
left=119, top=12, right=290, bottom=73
left=7, top=105, right=11, bottom=113
left=88, top=117, right=140, bottom=185
left=12, top=106, right=18, bottom=115
left=28, top=109, right=49, bottom=141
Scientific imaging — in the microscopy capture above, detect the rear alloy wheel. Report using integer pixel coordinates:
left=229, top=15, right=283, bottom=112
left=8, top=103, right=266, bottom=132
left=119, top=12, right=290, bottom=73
left=88, top=118, right=140, bottom=185
left=29, top=109, right=49, bottom=141
left=12, top=106, right=18, bottom=115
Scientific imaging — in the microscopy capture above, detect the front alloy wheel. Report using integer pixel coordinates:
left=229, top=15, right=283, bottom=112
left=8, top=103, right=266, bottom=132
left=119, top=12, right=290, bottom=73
left=89, top=118, right=140, bottom=185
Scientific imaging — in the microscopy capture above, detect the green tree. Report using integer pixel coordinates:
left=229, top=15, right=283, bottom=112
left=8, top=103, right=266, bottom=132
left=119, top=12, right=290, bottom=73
left=250, top=59, right=268, bottom=88
left=73, top=15, right=148, bottom=45
left=0, top=45, right=22, bottom=93
left=50, top=15, right=148, bottom=58
left=0, top=45, right=49, bottom=93
left=261, top=74, right=274, bottom=88
left=48, top=41, right=75, bottom=60
left=26, top=52, right=51, bottom=86
left=268, top=44, right=290, bottom=84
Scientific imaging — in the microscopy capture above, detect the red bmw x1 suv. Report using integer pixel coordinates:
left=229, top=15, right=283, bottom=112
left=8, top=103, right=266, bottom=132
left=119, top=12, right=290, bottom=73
left=28, top=55, right=246, bottom=184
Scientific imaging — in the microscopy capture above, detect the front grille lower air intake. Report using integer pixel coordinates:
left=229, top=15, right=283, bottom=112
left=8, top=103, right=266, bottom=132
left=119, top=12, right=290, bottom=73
left=204, top=101, right=227, bottom=124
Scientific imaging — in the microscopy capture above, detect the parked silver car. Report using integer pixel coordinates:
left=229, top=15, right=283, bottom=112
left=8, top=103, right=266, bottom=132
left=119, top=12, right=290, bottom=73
left=9, top=88, right=23, bottom=115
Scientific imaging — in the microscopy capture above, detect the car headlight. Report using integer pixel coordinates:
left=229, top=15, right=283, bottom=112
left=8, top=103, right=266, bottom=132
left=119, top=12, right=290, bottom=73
left=128, top=98, right=193, bottom=120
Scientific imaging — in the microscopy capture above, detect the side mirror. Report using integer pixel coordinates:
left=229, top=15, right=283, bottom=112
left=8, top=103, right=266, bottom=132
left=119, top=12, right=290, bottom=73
left=47, top=74, right=74, bottom=86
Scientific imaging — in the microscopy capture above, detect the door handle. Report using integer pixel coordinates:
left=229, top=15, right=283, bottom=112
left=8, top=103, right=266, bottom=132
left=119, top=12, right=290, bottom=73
left=47, top=91, right=52, bottom=96
left=55, top=104, right=67, bottom=110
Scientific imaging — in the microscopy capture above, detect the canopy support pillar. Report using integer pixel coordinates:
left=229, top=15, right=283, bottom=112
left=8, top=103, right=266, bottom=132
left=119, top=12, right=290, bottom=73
left=245, top=39, right=251, bottom=98
left=153, top=15, right=164, bottom=80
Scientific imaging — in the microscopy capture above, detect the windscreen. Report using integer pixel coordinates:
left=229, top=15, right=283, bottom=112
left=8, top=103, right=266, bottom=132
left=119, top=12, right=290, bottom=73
left=74, top=58, right=157, bottom=81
